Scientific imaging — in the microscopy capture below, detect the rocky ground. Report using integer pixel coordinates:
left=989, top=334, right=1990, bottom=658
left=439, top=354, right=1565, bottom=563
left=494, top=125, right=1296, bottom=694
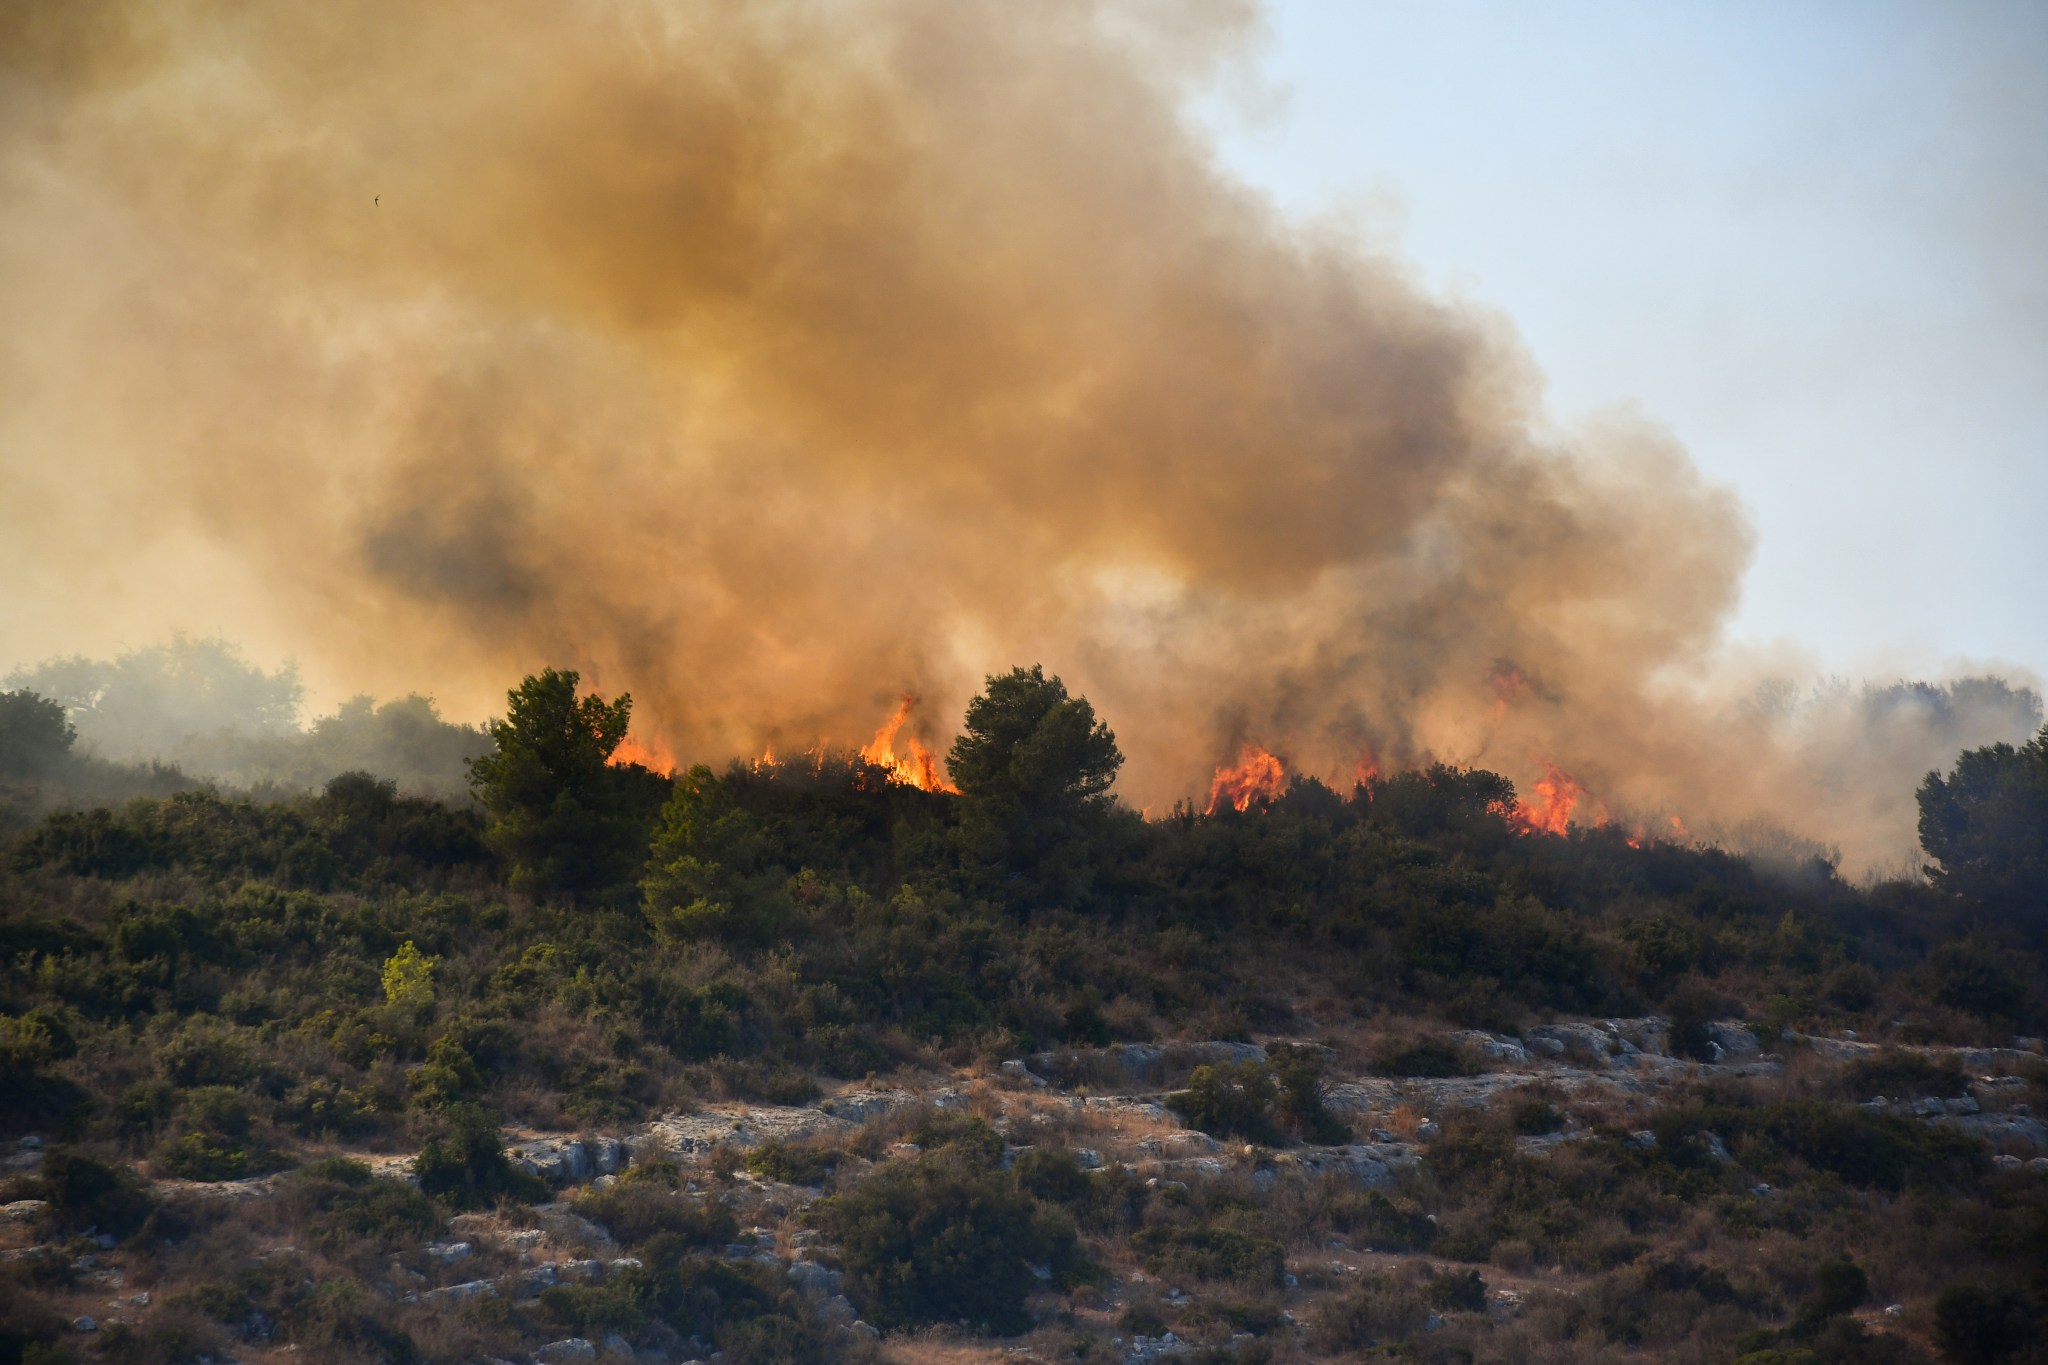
left=4, top=1019, right=2044, bottom=1364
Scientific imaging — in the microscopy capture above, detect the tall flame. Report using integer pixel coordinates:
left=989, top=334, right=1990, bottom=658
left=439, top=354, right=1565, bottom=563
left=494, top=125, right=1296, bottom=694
left=609, top=736, right=676, bottom=775
left=859, top=696, right=959, bottom=793
left=1511, top=760, right=1587, bottom=836
left=1206, top=744, right=1287, bottom=814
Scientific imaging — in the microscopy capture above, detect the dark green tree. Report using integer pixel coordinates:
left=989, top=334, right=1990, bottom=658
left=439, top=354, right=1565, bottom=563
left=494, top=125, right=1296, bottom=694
left=0, top=690, right=75, bottom=780
left=466, top=669, right=664, bottom=895
left=947, top=665, right=1121, bottom=903
left=1919, top=725, right=2048, bottom=933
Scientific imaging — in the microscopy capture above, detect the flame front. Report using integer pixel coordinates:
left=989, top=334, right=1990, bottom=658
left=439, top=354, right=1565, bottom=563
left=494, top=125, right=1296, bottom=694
left=609, top=736, right=676, bottom=775
left=1511, top=760, right=1586, bottom=836
left=1206, top=744, right=1287, bottom=814
left=859, top=696, right=959, bottom=793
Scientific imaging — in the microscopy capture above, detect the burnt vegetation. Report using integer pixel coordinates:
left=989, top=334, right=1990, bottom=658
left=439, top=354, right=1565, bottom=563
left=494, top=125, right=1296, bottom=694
left=1, top=663, right=2045, bottom=1364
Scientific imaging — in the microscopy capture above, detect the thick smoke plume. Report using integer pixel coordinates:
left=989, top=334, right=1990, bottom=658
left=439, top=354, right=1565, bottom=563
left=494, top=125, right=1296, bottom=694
left=0, top=1, right=2033, bottom=871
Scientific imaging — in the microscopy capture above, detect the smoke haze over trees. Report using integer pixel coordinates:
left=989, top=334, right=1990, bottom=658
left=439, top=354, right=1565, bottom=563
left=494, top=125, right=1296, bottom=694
left=0, top=3, right=2039, bottom=872
left=2, top=637, right=486, bottom=810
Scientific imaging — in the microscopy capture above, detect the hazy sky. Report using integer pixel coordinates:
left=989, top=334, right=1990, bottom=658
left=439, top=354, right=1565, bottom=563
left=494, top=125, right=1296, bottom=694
left=1201, top=0, right=2048, bottom=681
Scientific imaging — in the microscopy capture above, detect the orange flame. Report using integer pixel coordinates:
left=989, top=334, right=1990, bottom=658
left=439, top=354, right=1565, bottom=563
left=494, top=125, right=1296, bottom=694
left=1206, top=744, right=1286, bottom=814
left=1354, top=747, right=1381, bottom=787
left=609, top=736, right=676, bottom=775
left=1511, top=760, right=1587, bottom=836
left=859, top=696, right=959, bottom=793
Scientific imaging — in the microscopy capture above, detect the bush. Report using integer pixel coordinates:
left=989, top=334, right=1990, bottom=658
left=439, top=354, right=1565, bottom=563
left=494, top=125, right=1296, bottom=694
left=1667, top=982, right=1722, bottom=1062
left=821, top=1156, right=1073, bottom=1334
left=1012, top=1148, right=1092, bottom=1206
left=1130, top=1224, right=1285, bottom=1287
left=1511, top=1099, right=1565, bottom=1135
left=1308, top=1277, right=1429, bottom=1351
left=1841, top=1049, right=1969, bottom=1101
left=1423, top=1267, right=1487, bottom=1312
left=575, top=1169, right=737, bottom=1250
left=1267, top=1042, right=1350, bottom=1144
left=35, top=1148, right=155, bottom=1239
left=152, top=1088, right=288, bottom=1182
left=1367, top=1039, right=1477, bottom=1079
left=410, top=1105, right=546, bottom=1210
left=1327, top=1191, right=1438, bottom=1254
left=1167, top=1061, right=1284, bottom=1145
left=1798, top=1257, right=1867, bottom=1327
left=286, top=1158, right=442, bottom=1253
left=743, top=1139, right=839, bottom=1186
left=1933, top=1283, right=2038, bottom=1365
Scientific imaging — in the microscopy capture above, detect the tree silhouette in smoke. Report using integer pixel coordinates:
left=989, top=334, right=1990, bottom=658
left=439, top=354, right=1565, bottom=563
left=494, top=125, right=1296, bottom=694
left=1918, top=723, right=2048, bottom=935
left=949, top=664, right=1121, bottom=906
left=466, top=669, right=665, bottom=896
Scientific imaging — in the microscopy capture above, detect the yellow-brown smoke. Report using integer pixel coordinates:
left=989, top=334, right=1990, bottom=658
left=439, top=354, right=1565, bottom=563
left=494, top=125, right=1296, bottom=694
left=0, top=1, right=2031, bottom=870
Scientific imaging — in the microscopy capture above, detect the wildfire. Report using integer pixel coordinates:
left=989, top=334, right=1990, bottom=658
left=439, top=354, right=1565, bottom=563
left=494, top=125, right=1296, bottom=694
left=609, top=736, right=676, bottom=775
left=1206, top=744, right=1287, bottom=814
left=859, top=696, right=959, bottom=793
left=1511, top=760, right=1588, bottom=836
left=1355, top=747, right=1381, bottom=787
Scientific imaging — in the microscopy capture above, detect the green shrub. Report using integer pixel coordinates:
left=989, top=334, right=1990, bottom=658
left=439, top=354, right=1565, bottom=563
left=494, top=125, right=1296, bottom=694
left=409, top=1104, right=545, bottom=1209
left=286, top=1158, right=443, bottom=1252
left=1013, top=1148, right=1092, bottom=1206
left=1327, top=1191, right=1438, bottom=1254
left=1511, top=1099, right=1565, bottom=1135
left=821, top=1156, right=1072, bottom=1333
left=1423, top=1266, right=1487, bottom=1312
left=1308, top=1276, right=1429, bottom=1351
left=1841, top=1049, right=1969, bottom=1100
left=1131, top=1224, right=1285, bottom=1287
left=34, top=1148, right=155, bottom=1239
left=1267, top=1042, right=1350, bottom=1144
left=908, top=1111, right=1006, bottom=1169
left=744, top=1139, right=839, bottom=1186
left=152, top=1088, right=288, bottom=1182
left=1797, top=1257, right=1867, bottom=1328
left=576, top=1173, right=738, bottom=1250
left=1933, top=1283, right=2038, bottom=1365
left=1367, top=1039, right=1477, bottom=1079
left=1167, top=1061, right=1284, bottom=1145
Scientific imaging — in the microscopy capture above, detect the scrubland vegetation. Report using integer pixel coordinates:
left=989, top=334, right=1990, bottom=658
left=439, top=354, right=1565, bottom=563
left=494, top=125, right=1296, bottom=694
left=2, top=663, right=2045, bottom=1365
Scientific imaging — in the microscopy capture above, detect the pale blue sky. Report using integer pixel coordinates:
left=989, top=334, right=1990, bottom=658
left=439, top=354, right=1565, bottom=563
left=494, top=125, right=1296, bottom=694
left=1200, top=0, right=2047, bottom=682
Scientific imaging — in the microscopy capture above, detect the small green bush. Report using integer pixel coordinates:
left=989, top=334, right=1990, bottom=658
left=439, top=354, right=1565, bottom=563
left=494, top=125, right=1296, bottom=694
left=1367, top=1039, right=1477, bottom=1079
left=34, top=1148, right=156, bottom=1239
left=576, top=1173, right=737, bottom=1250
left=1840, top=1049, right=1969, bottom=1101
left=1131, top=1224, right=1285, bottom=1287
left=821, top=1155, right=1073, bottom=1333
left=1423, top=1266, right=1487, bottom=1312
left=743, top=1138, right=839, bottom=1186
left=286, top=1158, right=443, bottom=1252
left=409, top=1104, right=546, bottom=1209
left=1167, top=1061, right=1284, bottom=1145
left=1308, top=1276, right=1429, bottom=1351
left=1933, top=1282, right=2038, bottom=1365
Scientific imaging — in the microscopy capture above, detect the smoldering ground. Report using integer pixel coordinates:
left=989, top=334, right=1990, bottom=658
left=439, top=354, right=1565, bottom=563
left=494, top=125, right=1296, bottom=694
left=0, top=0, right=2035, bottom=870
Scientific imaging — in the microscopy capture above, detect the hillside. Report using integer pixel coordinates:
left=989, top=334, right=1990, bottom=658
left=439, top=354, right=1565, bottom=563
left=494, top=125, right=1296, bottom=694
left=2, top=669, right=2045, bottom=1365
